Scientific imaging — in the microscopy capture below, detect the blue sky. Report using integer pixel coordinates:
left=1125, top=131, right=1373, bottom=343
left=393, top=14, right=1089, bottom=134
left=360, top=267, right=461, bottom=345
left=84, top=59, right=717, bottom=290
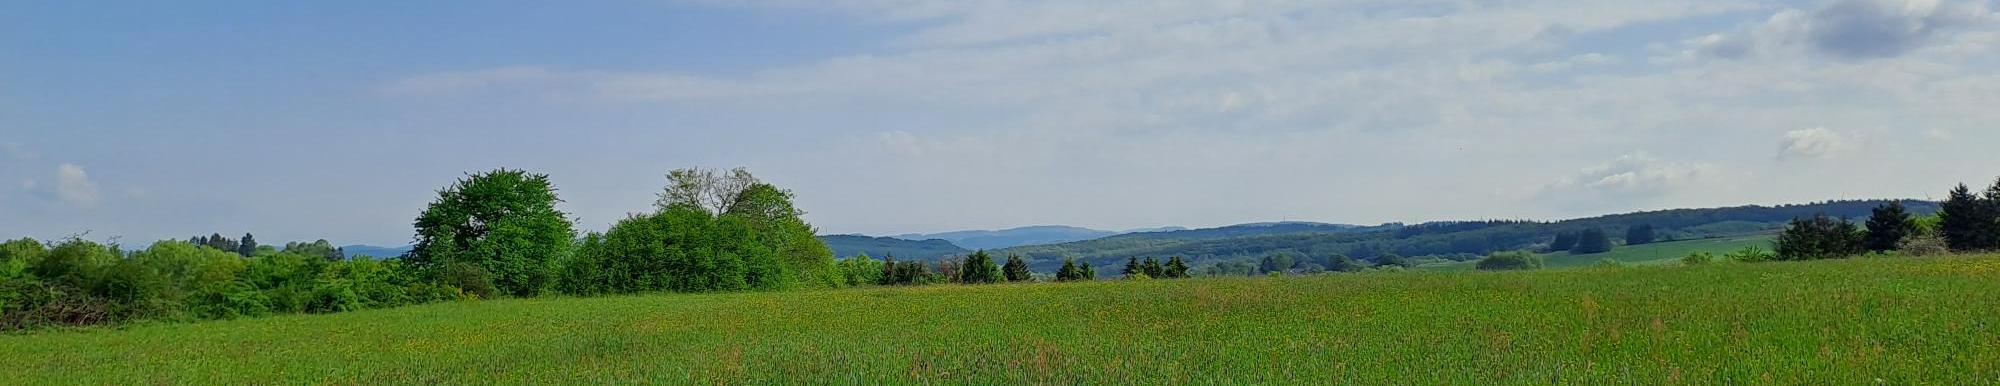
left=4, top=0, right=1998, bottom=246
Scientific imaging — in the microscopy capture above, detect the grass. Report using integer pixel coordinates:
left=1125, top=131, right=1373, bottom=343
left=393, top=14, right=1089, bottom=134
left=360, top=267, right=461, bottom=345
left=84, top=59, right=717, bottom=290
left=5, top=255, right=2000, bottom=384
left=1425, top=234, right=1778, bottom=271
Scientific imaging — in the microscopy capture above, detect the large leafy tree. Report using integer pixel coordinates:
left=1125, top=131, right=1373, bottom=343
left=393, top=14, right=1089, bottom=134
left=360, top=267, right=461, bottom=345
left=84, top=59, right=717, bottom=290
left=236, top=233, right=258, bottom=257
left=724, top=183, right=840, bottom=289
left=1624, top=224, right=1656, bottom=246
left=1571, top=228, right=1614, bottom=255
left=406, top=169, right=576, bottom=298
left=1863, top=202, right=1916, bottom=252
left=1548, top=232, right=1578, bottom=252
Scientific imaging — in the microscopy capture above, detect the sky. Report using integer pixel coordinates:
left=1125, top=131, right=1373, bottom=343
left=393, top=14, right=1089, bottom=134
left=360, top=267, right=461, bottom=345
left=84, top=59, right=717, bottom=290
left=3, top=0, right=1998, bottom=246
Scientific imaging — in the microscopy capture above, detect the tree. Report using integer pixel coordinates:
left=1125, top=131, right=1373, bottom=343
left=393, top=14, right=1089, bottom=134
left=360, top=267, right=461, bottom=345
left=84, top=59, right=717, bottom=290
left=958, top=251, right=1001, bottom=284
left=1122, top=257, right=1141, bottom=276
left=724, top=182, right=840, bottom=289
left=1141, top=257, right=1164, bottom=278
left=1258, top=253, right=1295, bottom=274
left=1863, top=201, right=1916, bottom=252
left=1375, top=253, right=1412, bottom=268
left=1327, top=255, right=1363, bottom=272
left=1571, top=228, right=1613, bottom=255
left=406, top=169, right=576, bottom=297
left=1080, top=261, right=1096, bottom=280
left=1475, top=251, right=1542, bottom=271
left=1774, top=214, right=1864, bottom=261
left=1002, top=254, right=1031, bottom=282
left=1625, top=224, right=1656, bottom=246
left=1939, top=182, right=2000, bottom=251
left=236, top=233, right=258, bottom=257
left=1548, top=232, right=1578, bottom=252
left=1055, top=258, right=1083, bottom=282
left=1165, top=256, right=1190, bottom=278
left=656, top=167, right=758, bottom=215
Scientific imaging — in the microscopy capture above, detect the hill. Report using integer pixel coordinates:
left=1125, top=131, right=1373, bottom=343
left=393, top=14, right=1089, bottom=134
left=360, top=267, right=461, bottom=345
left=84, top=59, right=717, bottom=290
left=997, top=200, right=1937, bottom=271
left=6, top=256, right=1995, bottom=383
left=340, top=244, right=412, bottom=259
left=891, top=225, right=1122, bottom=250
left=818, top=235, right=969, bottom=260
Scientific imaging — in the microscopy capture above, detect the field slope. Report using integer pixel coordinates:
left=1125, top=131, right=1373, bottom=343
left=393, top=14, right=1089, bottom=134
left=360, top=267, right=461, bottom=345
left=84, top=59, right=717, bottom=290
left=6, top=256, right=1999, bottom=384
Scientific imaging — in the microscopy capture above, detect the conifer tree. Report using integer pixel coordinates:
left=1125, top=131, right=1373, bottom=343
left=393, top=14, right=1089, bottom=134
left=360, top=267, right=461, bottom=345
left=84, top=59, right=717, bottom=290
left=1863, top=201, right=1915, bottom=252
left=1939, top=183, right=2000, bottom=251
left=1165, top=256, right=1190, bottom=278
left=1122, top=257, right=1141, bottom=276
left=1142, top=257, right=1164, bottom=278
left=1081, top=261, right=1096, bottom=279
left=1775, top=214, right=1864, bottom=260
left=1002, top=254, right=1032, bottom=282
left=1056, top=258, right=1082, bottom=281
left=959, top=251, right=1002, bottom=284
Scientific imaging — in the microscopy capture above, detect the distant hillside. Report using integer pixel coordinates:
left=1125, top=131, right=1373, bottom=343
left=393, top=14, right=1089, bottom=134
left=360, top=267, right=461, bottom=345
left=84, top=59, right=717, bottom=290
left=341, top=244, right=412, bottom=259
left=819, top=235, right=969, bottom=261
left=996, top=200, right=1938, bottom=272
left=891, top=226, right=1121, bottom=250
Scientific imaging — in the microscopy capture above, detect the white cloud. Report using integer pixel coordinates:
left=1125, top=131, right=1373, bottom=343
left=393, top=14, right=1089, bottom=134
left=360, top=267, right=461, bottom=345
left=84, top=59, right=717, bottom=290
left=1543, top=152, right=1709, bottom=202
left=1779, top=127, right=1854, bottom=159
left=55, top=163, right=99, bottom=208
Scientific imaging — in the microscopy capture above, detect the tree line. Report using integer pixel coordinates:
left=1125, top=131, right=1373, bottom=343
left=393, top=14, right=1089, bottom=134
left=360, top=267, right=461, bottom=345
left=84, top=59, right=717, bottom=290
left=1764, top=178, right=2000, bottom=260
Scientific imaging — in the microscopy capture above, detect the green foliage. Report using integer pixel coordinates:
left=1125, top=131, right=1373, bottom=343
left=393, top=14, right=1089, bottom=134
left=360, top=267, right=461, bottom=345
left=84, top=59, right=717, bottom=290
left=1625, top=224, right=1656, bottom=246
left=878, top=257, right=939, bottom=286
left=1055, top=258, right=1086, bottom=282
left=1864, top=202, right=1916, bottom=252
left=1681, top=252, right=1717, bottom=266
left=1548, top=232, right=1578, bottom=252
left=958, top=251, right=1003, bottom=285
left=407, top=168, right=576, bottom=298
left=1474, top=251, right=1542, bottom=271
left=1374, top=253, right=1413, bottom=268
left=1326, top=255, right=1363, bottom=272
left=1774, top=215, right=1864, bottom=261
left=1570, top=228, right=1613, bottom=255
left=1165, top=256, right=1190, bottom=278
left=1141, top=257, right=1165, bottom=278
left=837, top=253, right=887, bottom=287
left=1001, top=254, right=1031, bottom=282
left=1939, top=182, right=2000, bottom=252
left=1727, top=246, right=1775, bottom=263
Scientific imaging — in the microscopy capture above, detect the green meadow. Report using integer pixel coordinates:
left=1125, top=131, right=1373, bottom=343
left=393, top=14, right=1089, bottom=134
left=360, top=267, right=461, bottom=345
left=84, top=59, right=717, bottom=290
left=6, top=255, right=1998, bottom=384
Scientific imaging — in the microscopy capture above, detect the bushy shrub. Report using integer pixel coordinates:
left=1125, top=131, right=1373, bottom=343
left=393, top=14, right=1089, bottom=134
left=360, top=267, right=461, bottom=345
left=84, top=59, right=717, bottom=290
left=1681, top=252, right=1717, bottom=266
left=1898, top=231, right=1952, bottom=257
left=187, top=281, right=270, bottom=320
left=1475, top=251, right=1542, bottom=271
left=1727, top=247, right=1775, bottom=263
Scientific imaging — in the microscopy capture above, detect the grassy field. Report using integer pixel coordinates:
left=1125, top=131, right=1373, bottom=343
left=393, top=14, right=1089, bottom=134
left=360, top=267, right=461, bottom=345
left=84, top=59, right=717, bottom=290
left=6, top=255, right=1999, bottom=384
left=1425, top=234, right=1778, bottom=271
